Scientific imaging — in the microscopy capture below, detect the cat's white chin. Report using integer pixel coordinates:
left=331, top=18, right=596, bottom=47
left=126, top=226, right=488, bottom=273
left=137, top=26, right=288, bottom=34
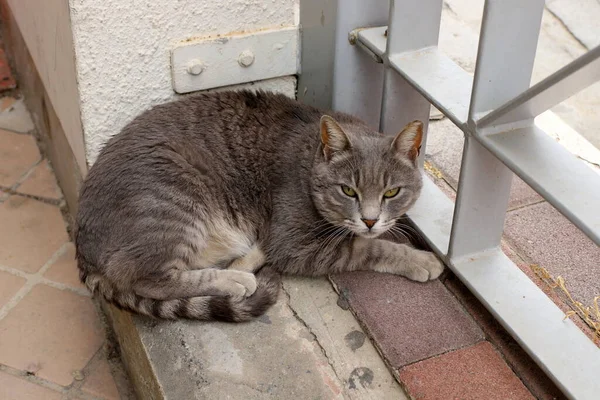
left=358, top=231, right=384, bottom=239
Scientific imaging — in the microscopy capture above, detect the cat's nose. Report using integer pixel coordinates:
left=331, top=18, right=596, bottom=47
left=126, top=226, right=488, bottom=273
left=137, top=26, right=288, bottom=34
left=361, top=218, right=378, bottom=229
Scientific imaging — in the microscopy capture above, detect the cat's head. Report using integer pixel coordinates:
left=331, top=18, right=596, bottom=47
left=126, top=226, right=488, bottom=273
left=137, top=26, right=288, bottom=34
left=311, top=115, right=424, bottom=239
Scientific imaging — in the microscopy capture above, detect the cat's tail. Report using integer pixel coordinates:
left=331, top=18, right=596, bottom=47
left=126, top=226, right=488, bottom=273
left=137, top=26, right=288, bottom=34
left=83, top=267, right=281, bottom=322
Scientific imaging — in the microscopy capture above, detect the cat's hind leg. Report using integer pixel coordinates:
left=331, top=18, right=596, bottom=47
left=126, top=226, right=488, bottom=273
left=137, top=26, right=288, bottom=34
left=133, top=267, right=257, bottom=300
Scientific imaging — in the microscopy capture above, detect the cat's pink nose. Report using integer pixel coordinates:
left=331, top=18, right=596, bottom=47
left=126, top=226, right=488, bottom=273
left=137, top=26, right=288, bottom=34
left=361, top=218, right=378, bottom=229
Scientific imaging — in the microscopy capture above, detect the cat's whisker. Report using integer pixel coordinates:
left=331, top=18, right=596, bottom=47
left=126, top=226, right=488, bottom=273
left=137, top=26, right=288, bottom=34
left=388, top=226, right=410, bottom=243
left=312, top=224, right=344, bottom=240
left=396, top=222, right=420, bottom=235
left=325, top=230, right=349, bottom=258
left=333, top=230, right=351, bottom=250
left=393, top=228, right=411, bottom=240
left=317, top=226, right=350, bottom=255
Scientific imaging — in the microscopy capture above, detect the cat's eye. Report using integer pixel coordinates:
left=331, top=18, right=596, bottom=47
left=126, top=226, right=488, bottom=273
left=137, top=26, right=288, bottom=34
left=341, top=185, right=357, bottom=197
left=383, top=187, right=401, bottom=198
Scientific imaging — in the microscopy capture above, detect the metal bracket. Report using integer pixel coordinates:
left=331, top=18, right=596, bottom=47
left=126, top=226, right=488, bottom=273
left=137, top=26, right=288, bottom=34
left=171, top=27, right=299, bottom=94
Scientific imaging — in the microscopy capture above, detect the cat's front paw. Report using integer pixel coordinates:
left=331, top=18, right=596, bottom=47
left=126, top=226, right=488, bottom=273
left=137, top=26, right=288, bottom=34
left=404, top=251, right=444, bottom=282
left=219, top=270, right=258, bottom=297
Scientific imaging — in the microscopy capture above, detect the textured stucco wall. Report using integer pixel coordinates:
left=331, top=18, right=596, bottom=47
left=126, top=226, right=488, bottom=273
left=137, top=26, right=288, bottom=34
left=7, top=0, right=87, bottom=172
left=69, top=0, right=299, bottom=165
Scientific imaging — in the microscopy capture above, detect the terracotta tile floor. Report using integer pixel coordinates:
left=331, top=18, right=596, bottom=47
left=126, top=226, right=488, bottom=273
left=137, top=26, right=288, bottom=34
left=0, top=127, right=133, bottom=399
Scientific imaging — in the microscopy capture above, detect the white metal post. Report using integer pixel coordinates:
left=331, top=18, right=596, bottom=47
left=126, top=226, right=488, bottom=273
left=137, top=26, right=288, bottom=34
left=297, top=0, right=339, bottom=110
left=467, top=0, right=546, bottom=123
left=331, top=0, right=389, bottom=127
left=298, top=0, right=600, bottom=396
left=448, top=0, right=545, bottom=259
left=380, top=0, right=443, bottom=167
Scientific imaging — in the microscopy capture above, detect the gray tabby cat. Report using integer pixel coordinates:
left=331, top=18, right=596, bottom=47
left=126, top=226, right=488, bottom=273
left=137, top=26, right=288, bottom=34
left=75, top=90, right=444, bottom=322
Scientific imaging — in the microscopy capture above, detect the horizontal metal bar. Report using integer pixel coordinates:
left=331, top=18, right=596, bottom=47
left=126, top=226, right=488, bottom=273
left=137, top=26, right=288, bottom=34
left=476, top=45, right=600, bottom=128
left=452, top=250, right=600, bottom=400
left=475, top=125, right=600, bottom=245
left=356, top=26, right=387, bottom=58
left=355, top=28, right=473, bottom=128
left=407, top=175, right=600, bottom=400
left=390, top=47, right=473, bottom=127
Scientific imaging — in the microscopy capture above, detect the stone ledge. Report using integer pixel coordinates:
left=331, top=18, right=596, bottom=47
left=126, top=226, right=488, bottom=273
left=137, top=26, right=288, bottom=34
left=102, top=276, right=407, bottom=400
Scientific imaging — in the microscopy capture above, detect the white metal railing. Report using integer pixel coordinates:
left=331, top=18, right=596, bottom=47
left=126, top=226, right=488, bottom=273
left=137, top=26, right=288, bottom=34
left=298, top=1, right=600, bottom=399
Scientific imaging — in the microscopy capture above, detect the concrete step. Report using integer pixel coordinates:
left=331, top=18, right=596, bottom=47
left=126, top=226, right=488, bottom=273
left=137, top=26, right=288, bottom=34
left=103, top=276, right=408, bottom=400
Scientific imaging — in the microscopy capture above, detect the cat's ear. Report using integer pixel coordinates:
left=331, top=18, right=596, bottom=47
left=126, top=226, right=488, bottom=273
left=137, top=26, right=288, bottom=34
left=391, top=120, right=423, bottom=163
left=320, top=115, right=351, bottom=161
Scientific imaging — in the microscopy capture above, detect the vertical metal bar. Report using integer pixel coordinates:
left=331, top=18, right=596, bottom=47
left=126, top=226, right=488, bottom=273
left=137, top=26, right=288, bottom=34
left=297, top=0, right=338, bottom=110
left=449, top=0, right=545, bottom=259
left=468, top=0, right=545, bottom=122
left=450, top=138, right=513, bottom=258
left=331, top=0, right=389, bottom=127
left=380, top=0, right=443, bottom=167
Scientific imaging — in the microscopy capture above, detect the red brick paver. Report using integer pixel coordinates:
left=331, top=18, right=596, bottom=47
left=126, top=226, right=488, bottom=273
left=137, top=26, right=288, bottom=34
left=505, top=202, right=600, bottom=304
left=444, top=272, right=564, bottom=400
left=398, top=342, right=535, bottom=400
left=332, top=271, right=484, bottom=367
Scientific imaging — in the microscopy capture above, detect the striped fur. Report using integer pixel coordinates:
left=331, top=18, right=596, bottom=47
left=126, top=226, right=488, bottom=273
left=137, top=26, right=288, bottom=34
left=76, top=90, right=443, bottom=322
left=81, top=263, right=280, bottom=321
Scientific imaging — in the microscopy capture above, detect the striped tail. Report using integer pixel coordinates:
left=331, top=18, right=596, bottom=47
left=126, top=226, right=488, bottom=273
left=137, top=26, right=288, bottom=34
left=83, top=267, right=281, bottom=322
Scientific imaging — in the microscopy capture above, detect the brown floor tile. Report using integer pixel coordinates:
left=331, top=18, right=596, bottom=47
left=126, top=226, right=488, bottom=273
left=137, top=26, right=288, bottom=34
left=332, top=271, right=484, bottom=367
left=398, top=342, right=535, bottom=400
left=0, top=271, right=26, bottom=308
left=0, top=371, right=62, bottom=400
left=0, top=130, right=40, bottom=187
left=0, top=196, right=68, bottom=273
left=0, top=285, right=104, bottom=386
left=16, top=160, right=62, bottom=200
left=82, top=357, right=121, bottom=400
left=504, top=202, right=600, bottom=304
left=44, top=243, right=85, bottom=290
left=444, top=272, right=565, bottom=400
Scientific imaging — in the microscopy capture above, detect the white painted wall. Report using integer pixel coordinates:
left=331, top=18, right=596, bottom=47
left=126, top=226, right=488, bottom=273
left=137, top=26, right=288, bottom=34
left=7, top=0, right=87, bottom=172
left=68, top=0, right=299, bottom=165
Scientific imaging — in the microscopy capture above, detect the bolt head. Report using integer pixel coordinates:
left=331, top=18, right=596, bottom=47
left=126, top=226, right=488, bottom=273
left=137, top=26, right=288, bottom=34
left=186, top=60, right=204, bottom=75
left=238, top=50, right=255, bottom=67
